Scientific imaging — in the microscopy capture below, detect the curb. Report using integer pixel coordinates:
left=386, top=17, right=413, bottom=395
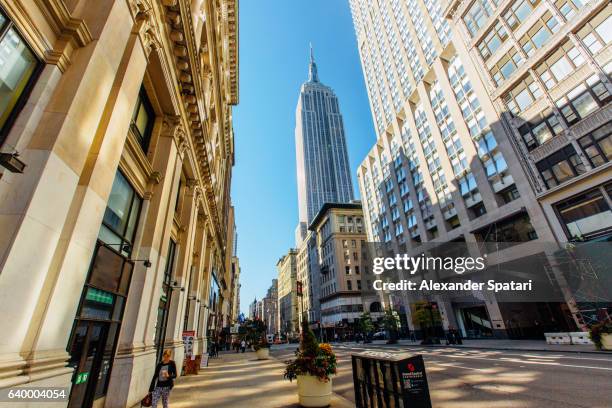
left=335, top=342, right=611, bottom=355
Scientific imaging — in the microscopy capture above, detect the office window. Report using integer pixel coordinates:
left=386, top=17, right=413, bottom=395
left=477, top=21, right=508, bottom=60
left=347, top=280, right=352, bottom=291
left=556, top=188, right=612, bottom=240
left=355, top=265, right=360, bottom=275
left=536, top=145, right=585, bottom=188
left=459, top=173, right=478, bottom=197
left=131, top=87, right=155, bottom=153
left=535, top=42, right=584, bottom=90
left=503, top=0, right=542, bottom=31
left=345, top=266, right=350, bottom=275
left=518, top=12, right=560, bottom=57
left=463, top=0, right=499, bottom=36
left=578, top=123, right=612, bottom=167
left=490, top=48, right=524, bottom=85
left=578, top=10, right=612, bottom=54
left=518, top=111, right=564, bottom=150
left=0, top=10, right=40, bottom=144
left=555, top=75, right=611, bottom=125
left=554, top=0, right=585, bottom=19
left=503, top=75, right=543, bottom=114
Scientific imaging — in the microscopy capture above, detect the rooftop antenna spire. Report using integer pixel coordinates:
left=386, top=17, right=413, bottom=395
left=308, top=42, right=319, bottom=82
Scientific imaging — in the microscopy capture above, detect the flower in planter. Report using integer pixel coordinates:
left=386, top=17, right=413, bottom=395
left=284, top=318, right=337, bottom=382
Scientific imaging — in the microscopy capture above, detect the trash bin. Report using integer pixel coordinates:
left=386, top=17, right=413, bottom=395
left=352, top=351, right=432, bottom=408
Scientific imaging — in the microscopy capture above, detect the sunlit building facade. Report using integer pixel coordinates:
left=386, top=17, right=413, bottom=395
left=348, top=0, right=607, bottom=339
left=0, top=0, right=238, bottom=406
left=277, top=249, right=299, bottom=338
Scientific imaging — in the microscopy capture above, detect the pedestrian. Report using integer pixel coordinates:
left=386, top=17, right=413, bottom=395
left=240, top=339, right=246, bottom=353
left=149, top=349, right=177, bottom=408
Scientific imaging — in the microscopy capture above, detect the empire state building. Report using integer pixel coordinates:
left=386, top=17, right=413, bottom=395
left=295, top=46, right=354, bottom=241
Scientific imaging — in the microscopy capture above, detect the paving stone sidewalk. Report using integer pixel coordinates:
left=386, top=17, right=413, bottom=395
left=166, top=351, right=353, bottom=408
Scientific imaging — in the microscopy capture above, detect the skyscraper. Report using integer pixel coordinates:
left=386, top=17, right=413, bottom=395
left=295, top=46, right=355, bottom=242
left=347, top=0, right=610, bottom=339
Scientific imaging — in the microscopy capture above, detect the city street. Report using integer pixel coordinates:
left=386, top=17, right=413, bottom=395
left=271, top=343, right=612, bottom=407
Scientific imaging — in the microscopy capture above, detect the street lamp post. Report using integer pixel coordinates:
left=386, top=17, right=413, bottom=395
left=296, top=280, right=304, bottom=334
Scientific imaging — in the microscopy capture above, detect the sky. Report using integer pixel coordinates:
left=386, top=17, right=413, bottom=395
left=232, top=1, right=376, bottom=315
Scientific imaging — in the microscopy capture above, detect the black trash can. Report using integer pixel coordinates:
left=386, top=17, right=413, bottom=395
left=352, top=351, right=432, bottom=408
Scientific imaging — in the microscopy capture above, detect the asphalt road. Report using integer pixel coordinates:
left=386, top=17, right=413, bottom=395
left=270, top=343, right=612, bottom=408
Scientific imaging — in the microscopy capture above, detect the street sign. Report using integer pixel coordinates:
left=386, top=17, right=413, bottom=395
left=182, top=330, right=196, bottom=358
left=75, top=372, right=89, bottom=385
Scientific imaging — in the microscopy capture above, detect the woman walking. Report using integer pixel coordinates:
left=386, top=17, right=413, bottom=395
left=149, top=349, right=177, bottom=408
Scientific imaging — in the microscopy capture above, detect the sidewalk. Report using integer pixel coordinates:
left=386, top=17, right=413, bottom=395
left=338, top=338, right=609, bottom=354
left=167, top=351, right=353, bottom=408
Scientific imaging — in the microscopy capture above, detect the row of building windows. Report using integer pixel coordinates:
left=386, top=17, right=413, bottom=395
left=532, top=121, right=611, bottom=185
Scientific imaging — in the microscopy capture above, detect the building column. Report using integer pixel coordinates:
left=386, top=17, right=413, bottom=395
left=104, top=119, right=184, bottom=408
left=163, top=184, right=199, bottom=364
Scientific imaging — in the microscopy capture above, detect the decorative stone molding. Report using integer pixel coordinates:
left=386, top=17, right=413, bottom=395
left=530, top=133, right=570, bottom=162
left=130, top=0, right=162, bottom=58
left=185, top=178, right=197, bottom=189
left=161, top=115, right=187, bottom=151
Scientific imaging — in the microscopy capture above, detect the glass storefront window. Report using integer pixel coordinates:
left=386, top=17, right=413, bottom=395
left=101, top=171, right=142, bottom=255
left=556, top=188, right=612, bottom=240
left=0, top=10, right=40, bottom=143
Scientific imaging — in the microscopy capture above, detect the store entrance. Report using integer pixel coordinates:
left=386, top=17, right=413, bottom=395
left=460, top=306, right=493, bottom=338
left=67, top=242, right=134, bottom=408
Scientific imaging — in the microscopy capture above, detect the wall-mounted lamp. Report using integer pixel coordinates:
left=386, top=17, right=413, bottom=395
left=0, top=152, right=26, bottom=173
left=132, top=259, right=152, bottom=268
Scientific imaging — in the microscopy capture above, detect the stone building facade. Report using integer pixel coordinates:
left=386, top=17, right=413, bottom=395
left=276, top=249, right=299, bottom=338
left=446, top=0, right=612, bottom=243
left=308, top=203, right=378, bottom=338
left=0, top=0, right=238, bottom=407
left=348, top=0, right=609, bottom=339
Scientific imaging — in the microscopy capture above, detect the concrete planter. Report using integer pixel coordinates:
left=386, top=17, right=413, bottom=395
left=601, top=333, right=612, bottom=350
left=297, top=375, right=332, bottom=407
left=255, top=348, right=270, bottom=360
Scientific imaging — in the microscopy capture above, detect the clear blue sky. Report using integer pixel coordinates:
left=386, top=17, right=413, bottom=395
left=232, top=1, right=375, bottom=315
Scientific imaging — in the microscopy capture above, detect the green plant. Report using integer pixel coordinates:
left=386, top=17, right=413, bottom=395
left=589, top=321, right=612, bottom=350
left=284, top=317, right=337, bottom=382
left=242, top=318, right=270, bottom=350
left=356, top=312, right=374, bottom=336
left=411, top=301, right=442, bottom=329
left=381, top=307, right=400, bottom=344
